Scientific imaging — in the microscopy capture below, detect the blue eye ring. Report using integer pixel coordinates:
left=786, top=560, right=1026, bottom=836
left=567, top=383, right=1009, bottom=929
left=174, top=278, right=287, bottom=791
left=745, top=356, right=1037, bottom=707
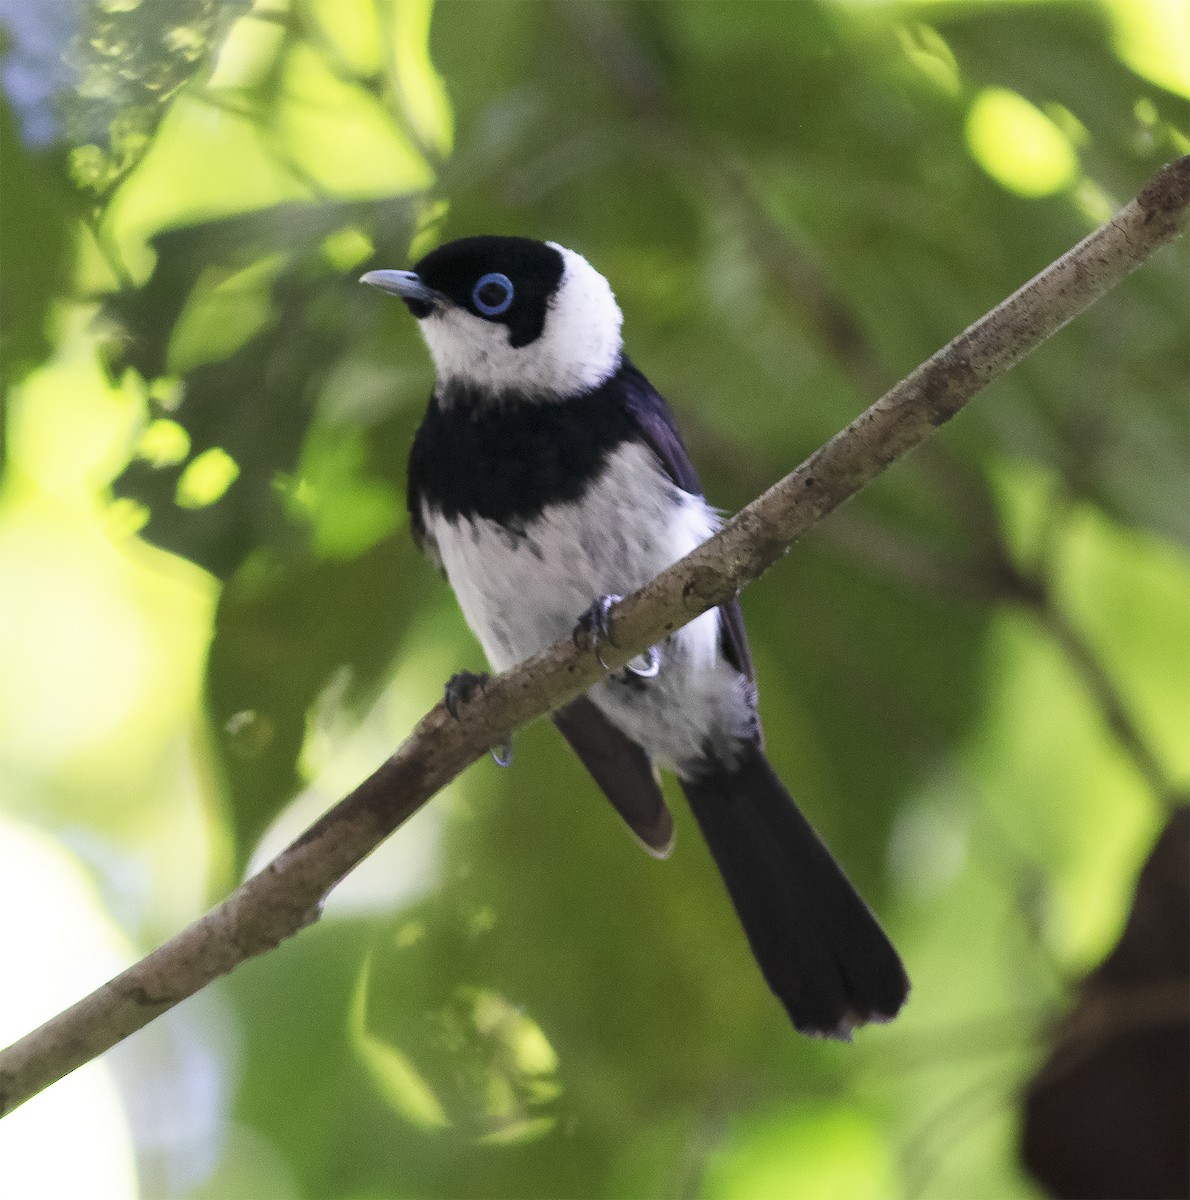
left=472, top=272, right=514, bottom=316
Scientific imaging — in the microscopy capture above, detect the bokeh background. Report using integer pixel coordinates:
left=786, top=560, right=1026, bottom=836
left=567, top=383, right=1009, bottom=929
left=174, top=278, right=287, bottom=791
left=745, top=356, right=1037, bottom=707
left=1, top=2, right=1187, bottom=1198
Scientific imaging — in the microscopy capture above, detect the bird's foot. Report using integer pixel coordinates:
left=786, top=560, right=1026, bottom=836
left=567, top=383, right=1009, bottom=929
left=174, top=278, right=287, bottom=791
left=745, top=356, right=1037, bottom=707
left=574, top=595, right=661, bottom=680
left=444, top=670, right=489, bottom=720
left=574, top=594, right=622, bottom=671
left=445, top=672, right=511, bottom=764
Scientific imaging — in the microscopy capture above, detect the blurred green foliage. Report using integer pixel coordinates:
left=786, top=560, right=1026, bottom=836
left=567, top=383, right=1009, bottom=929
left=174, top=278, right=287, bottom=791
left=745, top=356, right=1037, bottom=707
left=0, top=1, right=1187, bottom=1198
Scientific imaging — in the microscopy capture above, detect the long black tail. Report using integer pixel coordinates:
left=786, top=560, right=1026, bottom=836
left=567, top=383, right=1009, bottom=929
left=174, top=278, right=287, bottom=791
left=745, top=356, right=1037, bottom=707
left=680, top=742, right=909, bottom=1038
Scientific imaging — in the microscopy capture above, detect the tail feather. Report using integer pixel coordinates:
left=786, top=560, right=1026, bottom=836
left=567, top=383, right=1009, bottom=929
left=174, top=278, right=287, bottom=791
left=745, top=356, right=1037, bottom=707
left=680, top=742, right=909, bottom=1038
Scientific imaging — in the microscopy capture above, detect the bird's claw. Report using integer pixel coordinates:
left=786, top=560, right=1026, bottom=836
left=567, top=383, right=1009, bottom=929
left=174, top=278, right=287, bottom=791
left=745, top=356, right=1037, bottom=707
left=574, top=594, right=623, bottom=671
left=574, top=595, right=662, bottom=680
left=625, top=646, right=661, bottom=679
left=444, top=670, right=489, bottom=720
left=445, top=673, right=512, bottom=763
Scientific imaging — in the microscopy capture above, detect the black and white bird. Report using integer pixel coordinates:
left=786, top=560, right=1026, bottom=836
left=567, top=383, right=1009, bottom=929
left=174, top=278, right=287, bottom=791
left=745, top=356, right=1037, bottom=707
left=362, top=236, right=909, bottom=1038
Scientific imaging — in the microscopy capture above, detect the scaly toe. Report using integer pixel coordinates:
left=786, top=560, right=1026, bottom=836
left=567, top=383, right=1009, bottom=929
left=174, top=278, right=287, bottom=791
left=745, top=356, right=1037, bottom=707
left=573, top=594, right=623, bottom=666
left=444, top=670, right=489, bottom=720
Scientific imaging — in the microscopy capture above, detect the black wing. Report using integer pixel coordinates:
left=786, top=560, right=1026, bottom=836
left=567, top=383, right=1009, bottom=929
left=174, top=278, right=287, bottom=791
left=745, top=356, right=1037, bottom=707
left=618, top=357, right=757, bottom=686
left=556, top=364, right=756, bottom=857
left=405, top=393, right=439, bottom=567
left=553, top=698, right=674, bottom=857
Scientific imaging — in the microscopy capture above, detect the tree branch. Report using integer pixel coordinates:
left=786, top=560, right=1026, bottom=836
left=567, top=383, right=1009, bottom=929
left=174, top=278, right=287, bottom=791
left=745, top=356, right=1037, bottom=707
left=2, top=156, right=1185, bottom=1117
left=1035, top=600, right=1187, bottom=812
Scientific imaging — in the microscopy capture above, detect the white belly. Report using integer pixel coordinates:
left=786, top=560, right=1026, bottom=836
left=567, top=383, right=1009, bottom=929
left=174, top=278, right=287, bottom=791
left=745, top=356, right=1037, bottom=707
left=423, top=441, right=753, bottom=772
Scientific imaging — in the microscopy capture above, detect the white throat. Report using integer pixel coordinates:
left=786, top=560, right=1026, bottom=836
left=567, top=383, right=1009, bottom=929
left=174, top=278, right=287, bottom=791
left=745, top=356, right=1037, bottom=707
left=418, top=244, right=623, bottom=399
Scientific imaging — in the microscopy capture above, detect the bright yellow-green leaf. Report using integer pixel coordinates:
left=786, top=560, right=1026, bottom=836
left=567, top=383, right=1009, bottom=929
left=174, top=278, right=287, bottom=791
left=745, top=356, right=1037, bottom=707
left=896, top=23, right=961, bottom=97
left=321, top=226, right=375, bottom=271
left=966, top=87, right=1079, bottom=197
left=306, top=0, right=384, bottom=78
left=175, top=447, right=240, bottom=508
left=356, top=1037, right=452, bottom=1132
left=392, top=0, right=454, bottom=156
left=106, top=96, right=316, bottom=280
left=701, top=1104, right=900, bottom=1200
left=271, top=42, right=435, bottom=199
left=1103, top=0, right=1190, bottom=97
left=167, top=255, right=286, bottom=374
left=475, top=1115, right=557, bottom=1146
left=349, top=954, right=450, bottom=1130
left=136, top=418, right=191, bottom=466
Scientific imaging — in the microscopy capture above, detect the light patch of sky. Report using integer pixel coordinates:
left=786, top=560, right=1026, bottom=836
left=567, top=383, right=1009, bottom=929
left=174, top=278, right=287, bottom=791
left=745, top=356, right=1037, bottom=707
left=0, top=0, right=78, bottom=145
left=0, top=816, right=139, bottom=1200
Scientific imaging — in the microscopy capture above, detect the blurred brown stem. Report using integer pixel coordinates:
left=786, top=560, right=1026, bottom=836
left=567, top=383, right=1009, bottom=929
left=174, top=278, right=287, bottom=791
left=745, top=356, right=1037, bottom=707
left=0, top=157, right=1185, bottom=1118
left=1034, top=598, right=1183, bottom=810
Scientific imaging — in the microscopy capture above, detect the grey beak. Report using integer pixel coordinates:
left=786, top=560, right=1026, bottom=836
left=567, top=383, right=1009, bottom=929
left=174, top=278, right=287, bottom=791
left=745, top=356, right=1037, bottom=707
left=359, top=269, right=440, bottom=305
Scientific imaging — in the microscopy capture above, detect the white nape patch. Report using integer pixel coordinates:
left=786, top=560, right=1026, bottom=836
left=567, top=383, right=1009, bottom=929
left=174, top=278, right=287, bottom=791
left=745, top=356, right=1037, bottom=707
left=424, top=441, right=754, bottom=774
left=417, top=245, right=623, bottom=399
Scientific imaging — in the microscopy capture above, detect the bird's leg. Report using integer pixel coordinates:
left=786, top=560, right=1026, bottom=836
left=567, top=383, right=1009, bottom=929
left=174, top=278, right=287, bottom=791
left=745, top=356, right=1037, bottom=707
left=444, top=670, right=489, bottom=719
left=573, top=594, right=622, bottom=671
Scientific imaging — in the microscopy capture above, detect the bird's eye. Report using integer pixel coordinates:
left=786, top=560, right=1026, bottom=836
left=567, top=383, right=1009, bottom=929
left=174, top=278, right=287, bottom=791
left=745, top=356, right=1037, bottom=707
left=472, top=272, right=514, bottom=316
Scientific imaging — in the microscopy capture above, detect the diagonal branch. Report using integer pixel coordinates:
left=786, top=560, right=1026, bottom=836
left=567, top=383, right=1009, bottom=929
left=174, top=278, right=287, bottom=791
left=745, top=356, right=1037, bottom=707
left=1035, top=600, right=1187, bottom=812
left=1, top=156, right=1185, bottom=1118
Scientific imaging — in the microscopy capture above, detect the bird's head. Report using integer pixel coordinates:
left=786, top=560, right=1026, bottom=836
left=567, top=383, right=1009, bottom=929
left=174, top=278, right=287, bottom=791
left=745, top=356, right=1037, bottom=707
left=361, top=236, right=623, bottom=401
